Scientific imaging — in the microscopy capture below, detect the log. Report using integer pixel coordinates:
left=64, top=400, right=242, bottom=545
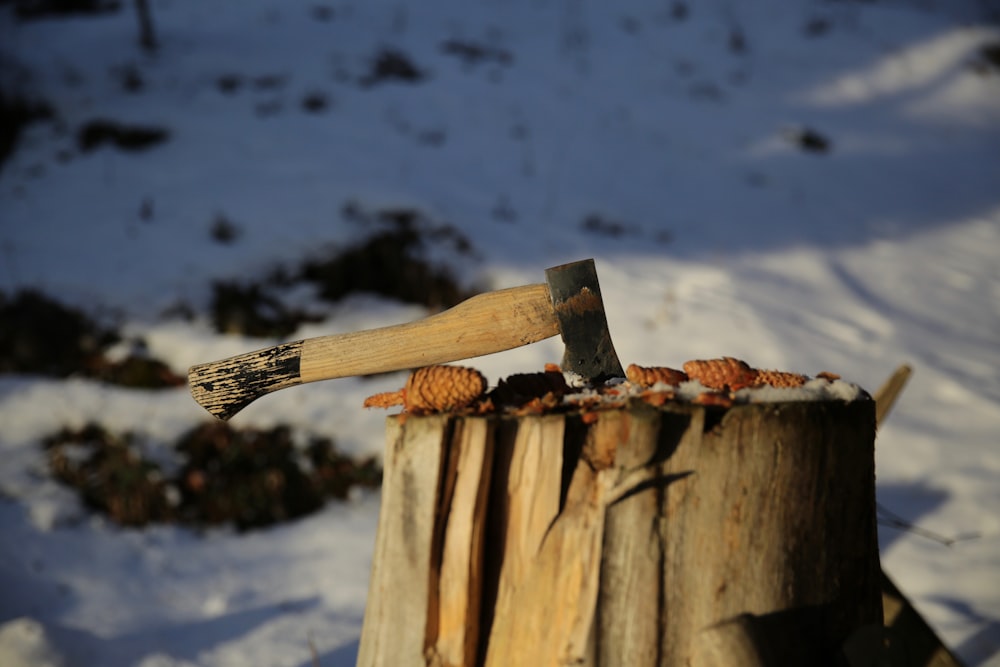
left=357, top=397, right=881, bottom=666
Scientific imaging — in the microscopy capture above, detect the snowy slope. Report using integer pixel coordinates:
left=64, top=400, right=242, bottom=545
left=1, top=0, right=998, bottom=665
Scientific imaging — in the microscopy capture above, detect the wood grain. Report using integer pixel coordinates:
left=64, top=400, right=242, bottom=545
left=356, top=416, right=449, bottom=667
left=359, top=399, right=883, bottom=666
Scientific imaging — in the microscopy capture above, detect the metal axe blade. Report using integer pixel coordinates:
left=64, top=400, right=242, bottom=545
left=545, top=259, right=624, bottom=383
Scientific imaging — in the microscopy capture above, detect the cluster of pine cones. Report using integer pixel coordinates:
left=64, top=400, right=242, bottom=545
left=627, top=357, right=811, bottom=391
left=364, top=357, right=835, bottom=415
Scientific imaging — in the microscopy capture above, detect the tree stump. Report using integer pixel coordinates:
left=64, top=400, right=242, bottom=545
left=357, top=398, right=881, bottom=667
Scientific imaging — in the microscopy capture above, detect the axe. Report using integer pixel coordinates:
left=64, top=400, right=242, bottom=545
left=188, top=259, right=623, bottom=420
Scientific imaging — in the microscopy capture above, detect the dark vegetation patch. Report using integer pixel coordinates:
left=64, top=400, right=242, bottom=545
left=360, top=49, right=426, bottom=87
left=210, top=280, right=322, bottom=338
left=254, top=99, right=283, bottom=117
left=45, top=422, right=380, bottom=530
left=84, top=353, right=185, bottom=388
left=13, top=0, right=120, bottom=19
left=301, top=91, right=330, bottom=113
left=579, top=212, right=672, bottom=245
left=210, top=212, right=241, bottom=243
left=139, top=196, right=155, bottom=221
left=580, top=213, right=635, bottom=238
left=77, top=119, right=170, bottom=152
left=113, top=63, right=145, bottom=93
left=0, top=289, right=117, bottom=376
left=619, top=15, right=640, bottom=35
left=252, top=74, right=288, bottom=91
left=971, top=42, right=1000, bottom=75
left=728, top=28, right=748, bottom=54
left=310, top=5, right=335, bottom=22
left=0, top=88, right=54, bottom=171
left=416, top=128, right=446, bottom=146
left=0, top=289, right=184, bottom=387
left=216, top=73, right=244, bottom=95
left=803, top=16, right=832, bottom=38
left=491, top=195, right=517, bottom=223
left=208, top=203, right=479, bottom=337
left=307, top=202, right=478, bottom=308
left=46, top=423, right=172, bottom=526
left=786, top=126, right=831, bottom=154
left=440, top=39, right=513, bottom=67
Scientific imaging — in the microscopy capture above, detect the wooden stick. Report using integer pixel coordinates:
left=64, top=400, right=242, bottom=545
left=873, top=364, right=913, bottom=427
left=871, top=363, right=964, bottom=667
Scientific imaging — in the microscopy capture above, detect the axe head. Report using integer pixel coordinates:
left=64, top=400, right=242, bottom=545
left=545, top=259, right=625, bottom=383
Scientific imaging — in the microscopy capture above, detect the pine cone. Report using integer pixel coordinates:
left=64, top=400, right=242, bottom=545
left=363, top=390, right=405, bottom=409
left=626, top=364, right=688, bottom=388
left=403, top=365, right=487, bottom=413
left=683, top=357, right=758, bottom=390
left=364, top=365, right=487, bottom=413
left=754, top=369, right=808, bottom=388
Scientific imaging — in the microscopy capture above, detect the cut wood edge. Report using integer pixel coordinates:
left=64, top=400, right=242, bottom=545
left=357, top=415, right=450, bottom=667
left=484, top=417, right=619, bottom=667
left=482, top=415, right=566, bottom=666
left=433, top=419, right=495, bottom=667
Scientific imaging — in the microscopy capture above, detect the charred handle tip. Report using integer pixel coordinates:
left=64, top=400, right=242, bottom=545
left=188, top=341, right=304, bottom=420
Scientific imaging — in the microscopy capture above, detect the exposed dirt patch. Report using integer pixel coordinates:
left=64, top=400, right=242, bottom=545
left=0, top=289, right=184, bottom=387
left=77, top=119, right=170, bottom=152
left=216, top=73, right=244, bottom=95
left=971, top=41, right=1000, bottom=75
left=786, top=126, right=831, bottom=154
left=360, top=49, right=426, bottom=87
left=803, top=16, right=832, bottom=38
left=252, top=74, right=288, bottom=91
left=0, top=88, right=54, bottom=171
left=209, top=212, right=242, bottom=244
left=440, top=39, right=513, bottom=67
left=0, top=289, right=117, bottom=376
left=85, top=351, right=186, bottom=388
left=13, top=0, right=120, bottom=20
left=300, top=90, right=330, bottom=113
left=112, top=63, right=145, bottom=93
left=205, top=203, right=479, bottom=336
left=580, top=213, right=637, bottom=238
left=304, top=203, right=478, bottom=309
left=46, top=423, right=173, bottom=526
left=210, top=280, right=322, bottom=338
left=45, top=422, right=381, bottom=530
left=310, top=5, right=335, bottom=23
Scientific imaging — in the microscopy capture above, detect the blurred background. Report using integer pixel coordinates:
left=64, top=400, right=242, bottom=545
left=1, top=1, right=998, bottom=665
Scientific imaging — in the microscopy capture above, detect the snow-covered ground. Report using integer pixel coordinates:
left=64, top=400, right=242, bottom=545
left=1, top=0, right=998, bottom=665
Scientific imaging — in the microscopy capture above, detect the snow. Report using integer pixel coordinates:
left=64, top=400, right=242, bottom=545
left=1, top=0, right=999, bottom=665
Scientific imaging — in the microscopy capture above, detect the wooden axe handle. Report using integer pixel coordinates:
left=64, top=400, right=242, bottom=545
left=188, top=283, right=559, bottom=420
